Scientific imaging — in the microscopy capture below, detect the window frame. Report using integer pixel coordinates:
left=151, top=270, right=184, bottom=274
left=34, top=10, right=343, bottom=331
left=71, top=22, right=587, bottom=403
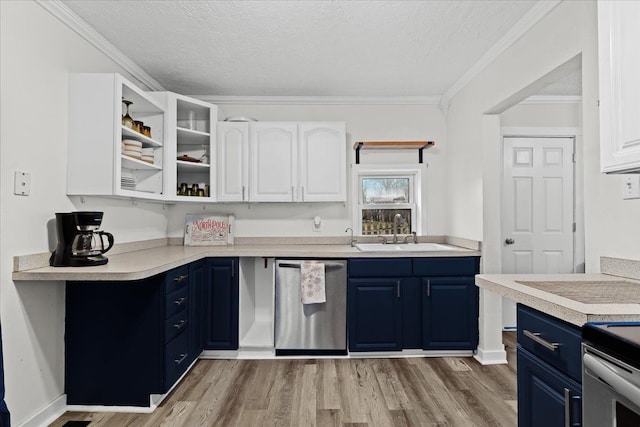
left=351, top=164, right=426, bottom=237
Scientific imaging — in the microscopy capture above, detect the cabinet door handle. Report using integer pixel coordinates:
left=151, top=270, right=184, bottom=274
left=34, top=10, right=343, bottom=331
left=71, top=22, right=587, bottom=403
left=231, top=259, right=235, bottom=278
left=291, top=186, right=295, bottom=202
left=173, top=274, right=189, bottom=283
left=397, top=280, right=401, bottom=298
left=426, top=279, right=431, bottom=297
left=173, top=320, right=187, bottom=330
left=563, top=388, right=580, bottom=427
left=523, top=329, right=559, bottom=351
left=174, top=297, right=188, bottom=306
left=174, top=353, right=188, bottom=365
left=301, top=186, right=304, bottom=202
left=242, top=185, right=246, bottom=201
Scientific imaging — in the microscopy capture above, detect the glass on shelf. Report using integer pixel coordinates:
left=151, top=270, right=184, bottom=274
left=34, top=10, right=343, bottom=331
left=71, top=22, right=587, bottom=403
left=122, top=99, right=134, bottom=129
left=199, top=144, right=209, bottom=164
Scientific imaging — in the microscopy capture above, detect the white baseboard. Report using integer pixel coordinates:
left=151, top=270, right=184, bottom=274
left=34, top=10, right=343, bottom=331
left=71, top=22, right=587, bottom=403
left=16, top=395, right=66, bottom=427
left=473, top=347, right=508, bottom=365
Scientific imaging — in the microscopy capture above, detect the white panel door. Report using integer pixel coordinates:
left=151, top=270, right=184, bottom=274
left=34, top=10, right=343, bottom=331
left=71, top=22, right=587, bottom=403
left=217, top=122, right=249, bottom=201
left=598, top=0, right=640, bottom=172
left=502, top=137, right=574, bottom=275
left=249, top=122, right=298, bottom=202
left=298, top=122, right=346, bottom=202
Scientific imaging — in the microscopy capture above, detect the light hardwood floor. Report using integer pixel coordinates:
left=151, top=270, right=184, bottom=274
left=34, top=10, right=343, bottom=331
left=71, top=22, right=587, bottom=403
left=51, top=332, right=517, bottom=427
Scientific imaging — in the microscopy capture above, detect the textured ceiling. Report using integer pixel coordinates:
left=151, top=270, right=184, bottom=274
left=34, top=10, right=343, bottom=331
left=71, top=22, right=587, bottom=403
left=61, top=0, right=576, bottom=97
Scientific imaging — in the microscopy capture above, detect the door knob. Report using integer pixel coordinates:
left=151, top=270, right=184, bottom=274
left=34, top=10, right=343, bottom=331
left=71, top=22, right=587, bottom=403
left=505, top=238, right=515, bottom=245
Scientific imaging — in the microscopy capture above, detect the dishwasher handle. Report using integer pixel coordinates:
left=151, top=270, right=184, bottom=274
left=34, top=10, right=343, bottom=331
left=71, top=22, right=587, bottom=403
left=278, top=262, right=345, bottom=270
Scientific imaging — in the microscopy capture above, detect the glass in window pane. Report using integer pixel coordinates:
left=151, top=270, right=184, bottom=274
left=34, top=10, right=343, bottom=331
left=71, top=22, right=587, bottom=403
left=362, top=178, right=410, bottom=204
left=361, top=209, right=411, bottom=235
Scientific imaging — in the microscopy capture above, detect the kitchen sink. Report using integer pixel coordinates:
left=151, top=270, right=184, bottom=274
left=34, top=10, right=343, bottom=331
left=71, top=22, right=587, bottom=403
left=354, top=242, right=467, bottom=252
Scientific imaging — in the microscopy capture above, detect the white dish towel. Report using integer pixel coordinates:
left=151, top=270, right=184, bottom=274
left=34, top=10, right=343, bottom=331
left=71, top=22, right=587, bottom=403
left=300, top=262, right=326, bottom=304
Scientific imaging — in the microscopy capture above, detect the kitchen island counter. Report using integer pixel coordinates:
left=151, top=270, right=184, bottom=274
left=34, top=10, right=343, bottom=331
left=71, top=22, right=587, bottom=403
left=476, top=267, right=640, bottom=326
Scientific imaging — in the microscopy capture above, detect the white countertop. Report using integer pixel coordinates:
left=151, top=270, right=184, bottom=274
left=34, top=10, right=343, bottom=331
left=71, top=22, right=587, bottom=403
left=476, top=273, right=640, bottom=326
left=13, top=242, right=480, bottom=282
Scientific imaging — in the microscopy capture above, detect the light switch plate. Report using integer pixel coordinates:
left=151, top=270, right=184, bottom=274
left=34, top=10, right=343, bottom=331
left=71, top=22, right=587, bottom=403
left=14, top=171, right=31, bottom=196
left=622, top=175, right=640, bottom=200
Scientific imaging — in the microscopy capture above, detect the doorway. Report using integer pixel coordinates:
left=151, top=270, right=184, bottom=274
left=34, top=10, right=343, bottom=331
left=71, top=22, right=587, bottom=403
left=502, top=136, right=575, bottom=274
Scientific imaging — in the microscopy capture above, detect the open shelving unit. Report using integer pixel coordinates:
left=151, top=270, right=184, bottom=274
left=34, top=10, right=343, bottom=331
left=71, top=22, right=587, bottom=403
left=353, top=140, right=435, bottom=164
left=149, top=92, right=218, bottom=200
left=67, top=73, right=165, bottom=199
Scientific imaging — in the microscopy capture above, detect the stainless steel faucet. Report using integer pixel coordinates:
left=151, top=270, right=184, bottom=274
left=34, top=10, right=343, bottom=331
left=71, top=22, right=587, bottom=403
left=345, top=227, right=356, bottom=247
left=392, top=213, right=408, bottom=244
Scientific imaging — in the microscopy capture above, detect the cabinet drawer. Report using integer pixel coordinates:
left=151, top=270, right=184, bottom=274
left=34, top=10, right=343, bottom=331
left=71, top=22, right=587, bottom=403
left=165, top=286, right=189, bottom=319
left=412, top=257, right=479, bottom=276
left=517, top=304, right=582, bottom=383
left=348, top=258, right=412, bottom=277
left=165, top=265, right=189, bottom=294
left=164, top=331, right=189, bottom=392
left=165, top=308, right=188, bottom=344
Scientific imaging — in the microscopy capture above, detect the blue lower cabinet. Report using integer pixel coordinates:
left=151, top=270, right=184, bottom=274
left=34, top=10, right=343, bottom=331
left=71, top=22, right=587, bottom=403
left=204, top=258, right=239, bottom=350
left=422, top=277, right=479, bottom=350
left=348, top=278, right=403, bottom=351
left=347, top=257, right=480, bottom=352
left=518, top=346, right=582, bottom=427
left=65, top=277, right=165, bottom=406
left=65, top=264, right=199, bottom=407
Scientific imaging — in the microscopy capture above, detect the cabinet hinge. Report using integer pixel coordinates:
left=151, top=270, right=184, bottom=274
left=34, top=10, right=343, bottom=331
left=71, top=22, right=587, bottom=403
left=572, top=222, right=576, bottom=233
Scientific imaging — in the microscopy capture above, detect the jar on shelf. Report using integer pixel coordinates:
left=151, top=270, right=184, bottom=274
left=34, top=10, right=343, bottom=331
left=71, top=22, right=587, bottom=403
left=142, top=126, right=151, bottom=138
left=133, top=120, right=144, bottom=134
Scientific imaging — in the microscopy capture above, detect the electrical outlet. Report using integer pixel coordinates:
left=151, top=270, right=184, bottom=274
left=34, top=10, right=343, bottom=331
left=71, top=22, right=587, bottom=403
left=14, top=171, right=31, bottom=196
left=313, top=216, right=322, bottom=232
left=622, top=175, right=640, bottom=200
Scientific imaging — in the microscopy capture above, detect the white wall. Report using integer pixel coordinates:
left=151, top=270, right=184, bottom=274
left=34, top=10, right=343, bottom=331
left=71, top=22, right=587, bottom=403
left=500, top=102, right=582, bottom=128
left=167, top=104, right=447, bottom=238
left=444, top=1, right=624, bottom=273
left=0, top=2, right=168, bottom=424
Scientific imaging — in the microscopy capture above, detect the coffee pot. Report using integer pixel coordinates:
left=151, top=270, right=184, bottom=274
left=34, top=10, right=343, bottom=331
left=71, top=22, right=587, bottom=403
left=50, top=211, right=114, bottom=267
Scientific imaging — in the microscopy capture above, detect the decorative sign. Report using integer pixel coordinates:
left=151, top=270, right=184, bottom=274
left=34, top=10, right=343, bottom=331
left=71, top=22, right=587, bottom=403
left=184, top=214, right=234, bottom=246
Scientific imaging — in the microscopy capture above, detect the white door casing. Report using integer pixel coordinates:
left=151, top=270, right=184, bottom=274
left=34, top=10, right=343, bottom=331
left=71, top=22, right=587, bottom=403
left=502, top=137, right=575, bottom=275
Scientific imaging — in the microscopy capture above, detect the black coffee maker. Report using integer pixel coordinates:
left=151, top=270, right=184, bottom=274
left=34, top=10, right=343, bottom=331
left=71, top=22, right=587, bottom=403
left=50, top=211, right=114, bottom=266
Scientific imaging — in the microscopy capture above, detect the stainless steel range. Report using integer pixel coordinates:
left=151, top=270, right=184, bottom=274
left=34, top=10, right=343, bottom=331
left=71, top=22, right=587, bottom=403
left=582, top=323, right=640, bottom=426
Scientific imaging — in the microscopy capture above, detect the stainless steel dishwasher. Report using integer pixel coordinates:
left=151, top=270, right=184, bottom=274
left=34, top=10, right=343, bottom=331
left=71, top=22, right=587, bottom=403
left=275, top=259, right=347, bottom=355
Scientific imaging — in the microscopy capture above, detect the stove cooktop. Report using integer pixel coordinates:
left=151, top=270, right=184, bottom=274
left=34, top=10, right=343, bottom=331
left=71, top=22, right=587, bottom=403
left=583, top=322, right=640, bottom=369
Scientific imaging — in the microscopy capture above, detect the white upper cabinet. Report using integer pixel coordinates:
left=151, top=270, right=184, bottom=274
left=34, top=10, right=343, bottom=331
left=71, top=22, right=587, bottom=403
left=67, top=73, right=165, bottom=200
left=149, top=92, right=217, bottom=201
left=598, top=0, right=640, bottom=173
left=299, top=122, right=347, bottom=202
left=217, top=122, right=249, bottom=201
left=249, top=122, right=298, bottom=202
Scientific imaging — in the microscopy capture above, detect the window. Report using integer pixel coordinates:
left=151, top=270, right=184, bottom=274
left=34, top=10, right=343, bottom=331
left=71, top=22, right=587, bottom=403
left=352, top=165, right=425, bottom=236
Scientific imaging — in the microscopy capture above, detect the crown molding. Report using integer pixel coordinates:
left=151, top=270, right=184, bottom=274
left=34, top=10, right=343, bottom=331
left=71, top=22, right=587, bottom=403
left=520, top=95, right=582, bottom=104
left=195, top=95, right=440, bottom=106
left=439, top=0, right=562, bottom=111
left=36, top=0, right=164, bottom=91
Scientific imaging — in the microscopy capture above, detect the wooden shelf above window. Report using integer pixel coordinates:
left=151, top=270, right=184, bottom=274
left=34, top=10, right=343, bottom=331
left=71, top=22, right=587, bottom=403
left=353, top=140, right=435, bottom=164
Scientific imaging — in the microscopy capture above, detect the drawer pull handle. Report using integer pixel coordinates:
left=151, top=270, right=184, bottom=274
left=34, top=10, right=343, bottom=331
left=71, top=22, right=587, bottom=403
left=174, top=297, right=188, bottom=306
left=173, top=274, right=189, bottom=282
left=523, top=329, right=559, bottom=351
left=173, top=320, right=187, bottom=330
left=174, top=353, right=188, bottom=365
